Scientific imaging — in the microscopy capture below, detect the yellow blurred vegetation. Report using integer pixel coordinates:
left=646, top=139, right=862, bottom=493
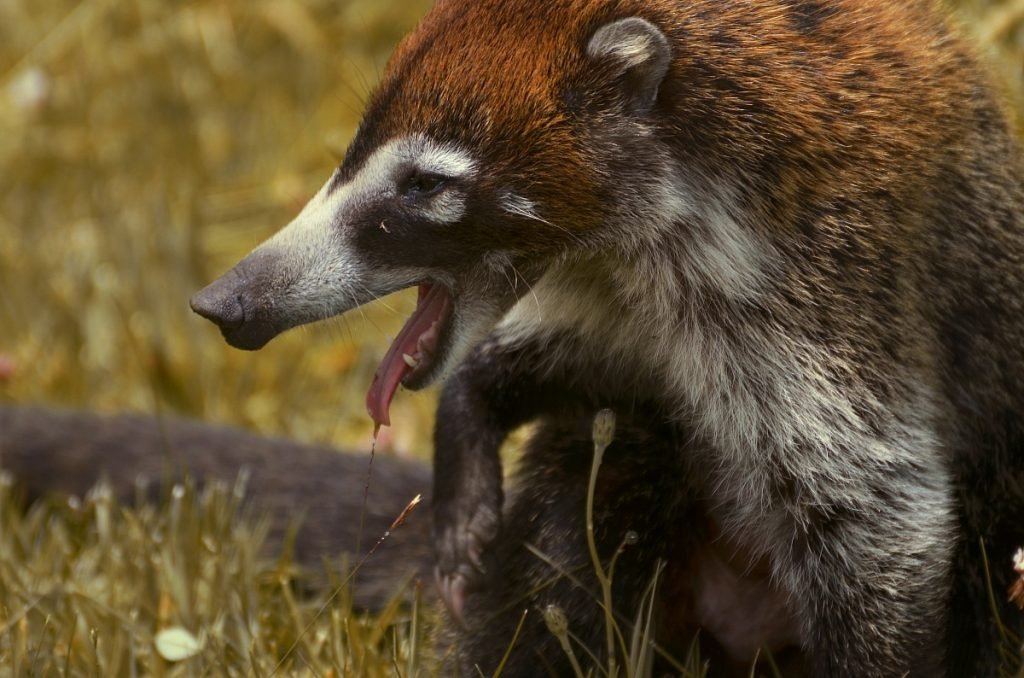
left=0, top=0, right=1022, bottom=457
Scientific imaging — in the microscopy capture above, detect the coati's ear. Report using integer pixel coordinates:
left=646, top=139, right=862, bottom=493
left=586, top=17, right=671, bottom=113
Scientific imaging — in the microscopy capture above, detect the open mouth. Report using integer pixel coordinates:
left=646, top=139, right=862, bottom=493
left=365, top=283, right=454, bottom=428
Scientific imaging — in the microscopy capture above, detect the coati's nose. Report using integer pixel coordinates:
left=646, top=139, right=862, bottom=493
left=190, top=280, right=244, bottom=330
left=189, top=250, right=286, bottom=351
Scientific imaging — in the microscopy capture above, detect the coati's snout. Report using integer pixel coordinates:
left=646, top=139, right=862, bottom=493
left=190, top=249, right=292, bottom=351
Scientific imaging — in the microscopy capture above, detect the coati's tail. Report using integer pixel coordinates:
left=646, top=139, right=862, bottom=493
left=0, top=405, right=434, bottom=610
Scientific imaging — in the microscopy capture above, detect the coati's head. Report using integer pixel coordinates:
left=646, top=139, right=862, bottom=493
left=191, top=0, right=677, bottom=425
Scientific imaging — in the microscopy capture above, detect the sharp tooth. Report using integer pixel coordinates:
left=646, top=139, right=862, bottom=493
left=402, top=353, right=419, bottom=369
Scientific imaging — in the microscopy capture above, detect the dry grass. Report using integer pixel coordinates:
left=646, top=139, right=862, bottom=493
left=0, top=474, right=433, bottom=676
left=1, top=0, right=1023, bottom=675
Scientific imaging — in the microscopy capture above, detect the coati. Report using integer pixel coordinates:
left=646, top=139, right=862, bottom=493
left=180, top=0, right=1024, bottom=675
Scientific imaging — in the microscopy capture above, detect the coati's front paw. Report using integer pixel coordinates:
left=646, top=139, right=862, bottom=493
left=433, top=492, right=501, bottom=624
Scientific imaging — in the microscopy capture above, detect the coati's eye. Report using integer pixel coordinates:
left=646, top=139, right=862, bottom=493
left=402, top=171, right=449, bottom=199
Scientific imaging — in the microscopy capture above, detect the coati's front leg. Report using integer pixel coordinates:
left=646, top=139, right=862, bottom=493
left=432, top=335, right=593, bottom=619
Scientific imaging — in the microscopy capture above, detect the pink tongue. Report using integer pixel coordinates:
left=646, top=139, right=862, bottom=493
left=366, top=284, right=449, bottom=427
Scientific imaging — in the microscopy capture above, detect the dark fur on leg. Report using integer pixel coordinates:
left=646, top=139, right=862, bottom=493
left=433, top=333, right=600, bottom=618
left=440, top=413, right=693, bottom=675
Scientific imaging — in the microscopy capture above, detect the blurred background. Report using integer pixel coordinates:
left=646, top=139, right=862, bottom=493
left=0, top=0, right=1022, bottom=461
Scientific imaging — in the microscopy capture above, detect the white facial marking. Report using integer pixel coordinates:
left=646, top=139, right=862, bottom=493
left=260, top=170, right=362, bottom=320
left=349, top=134, right=475, bottom=225
left=424, top=192, right=468, bottom=224
left=407, top=138, right=475, bottom=224
left=415, top=140, right=477, bottom=178
left=244, top=134, right=478, bottom=323
left=498, top=191, right=547, bottom=224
